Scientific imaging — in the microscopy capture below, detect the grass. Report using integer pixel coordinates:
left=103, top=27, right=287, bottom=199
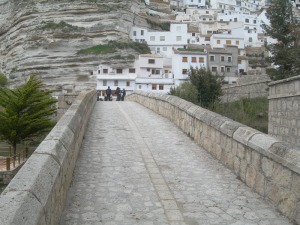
left=77, top=41, right=151, bottom=55
left=211, top=97, right=269, bottom=133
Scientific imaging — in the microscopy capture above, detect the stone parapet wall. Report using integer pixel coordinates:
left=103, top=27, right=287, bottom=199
left=0, top=90, right=97, bottom=225
left=221, top=75, right=270, bottom=102
left=127, top=91, right=300, bottom=224
left=268, top=75, right=300, bottom=146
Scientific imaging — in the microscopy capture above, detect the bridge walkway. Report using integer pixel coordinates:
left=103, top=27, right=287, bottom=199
left=60, top=101, right=292, bottom=225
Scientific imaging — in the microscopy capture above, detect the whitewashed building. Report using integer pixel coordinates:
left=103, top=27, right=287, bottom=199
left=172, top=48, right=208, bottom=86
left=95, top=54, right=175, bottom=96
left=130, top=24, right=188, bottom=58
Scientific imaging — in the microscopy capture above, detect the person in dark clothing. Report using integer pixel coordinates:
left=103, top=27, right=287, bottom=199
left=121, top=88, right=126, bottom=101
left=105, top=86, right=112, bottom=101
left=115, top=87, right=121, bottom=101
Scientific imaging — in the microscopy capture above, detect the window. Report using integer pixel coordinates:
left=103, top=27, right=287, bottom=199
left=152, top=84, right=157, bottom=90
left=192, top=57, right=197, bottom=62
left=211, top=66, right=217, bottom=72
left=152, top=69, right=160, bottom=74
left=182, top=57, right=188, bottom=62
left=238, top=59, right=242, bottom=64
left=103, top=80, right=107, bottom=86
left=210, top=55, right=215, bottom=61
left=148, top=59, right=155, bottom=64
left=249, top=37, right=253, bottom=42
left=116, top=69, right=123, bottom=74
left=139, top=85, right=142, bottom=89
left=90, top=71, right=93, bottom=75
left=254, top=20, right=256, bottom=24
left=221, top=56, right=225, bottom=62
left=226, top=40, right=231, bottom=45
left=150, top=36, right=155, bottom=41
left=206, top=11, right=209, bottom=14
left=133, top=31, right=136, bottom=36
left=245, top=18, right=249, bottom=23
left=226, top=67, right=231, bottom=72
left=205, top=37, right=210, bottom=41
left=163, top=47, right=167, bottom=51
left=199, top=57, right=204, bottom=63
left=176, top=36, right=182, bottom=41
left=228, top=56, right=232, bottom=62
left=192, top=33, right=195, bottom=36
left=236, top=40, right=239, bottom=45
left=147, top=68, right=150, bottom=72
left=98, top=70, right=100, bottom=74
left=157, top=47, right=160, bottom=53
left=221, top=67, right=225, bottom=72
left=141, top=30, right=144, bottom=36
left=160, top=36, right=165, bottom=41
left=182, top=69, right=188, bottom=74
left=159, top=84, right=164, bottom=90
left=217, top=40, right=221, bottom=44
left=234, top=18, right=237, bottom=22
left=126, top=81, right=130, bottom=86
left=114, top=80, right=118, bottom=86
left=129, top=68, right=135, bottom=73
left=103, top=69, right=108, bottom=74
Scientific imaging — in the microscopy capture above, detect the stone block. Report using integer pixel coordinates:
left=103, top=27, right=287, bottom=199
left=291, top=172, right=300, bottom=198
left=45, top=125, right=75, bottom=151
left=233, top=156, right=240, bottom=175
left=237, top=143, right=245, bottom=160
left=219, top=120, right=241, bottom=137
left=239, top=160, right=247, bottom=182
left=262, top=157, right=275, bottom=178
left=246, top=166, right=256, bottom=188
left=254, top=172, right=265, bottom=196
left=0, top=191, right=45, bottom=225
left=247, top=133, right=279, bottom=157
left=277, top=191, right=297, bottom=219
left=265, top=181, right=280, bottom=204
left=3, top=154, right=60, bottom=207
left=34, top=140, right=67, bottom=165
left=233, top=127, right=261, bottom=146
left=272, top=163, right=292, bottom=189
left=269, top=142, right=300, bottom=174
left=251, top=150, right=261, bottom=170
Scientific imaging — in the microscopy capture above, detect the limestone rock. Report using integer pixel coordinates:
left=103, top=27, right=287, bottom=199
left=0, top=0, right=148, bottom=93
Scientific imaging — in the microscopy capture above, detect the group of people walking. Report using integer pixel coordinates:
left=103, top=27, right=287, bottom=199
left=105, top=86, right=126, bottom=101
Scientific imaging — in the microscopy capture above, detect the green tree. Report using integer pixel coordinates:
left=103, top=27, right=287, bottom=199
left=0, top=75, right=57, bottom=160
left=171, top=82, right=198, bottom=104
left=263, top=0, right=300, bottom=80
left=0, top=73, right=7, bottom=87
left=189, top=67, right=222, bottom=108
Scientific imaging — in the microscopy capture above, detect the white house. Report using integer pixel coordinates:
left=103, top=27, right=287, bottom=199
left=172, top=48, right=208, bottom=86
left=95, top=54, right=175, bottom=96
left=210, top=0, right=237, bottom=10
left=130, top=24, right=188, bottom=58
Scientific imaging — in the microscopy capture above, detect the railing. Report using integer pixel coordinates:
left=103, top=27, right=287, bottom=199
left=0, top=147, right=29, bottom=171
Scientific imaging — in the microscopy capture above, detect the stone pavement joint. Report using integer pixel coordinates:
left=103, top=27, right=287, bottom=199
left=60, top=102, right=292, bottom=225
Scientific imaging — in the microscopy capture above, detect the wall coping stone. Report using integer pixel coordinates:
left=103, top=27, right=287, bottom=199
left=269, top=75, right=300, bottom=86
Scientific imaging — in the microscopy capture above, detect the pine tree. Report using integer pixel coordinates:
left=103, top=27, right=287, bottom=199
left=0, top=75, right=57, bottom=161
left=263, top=0, right=300, bottom=80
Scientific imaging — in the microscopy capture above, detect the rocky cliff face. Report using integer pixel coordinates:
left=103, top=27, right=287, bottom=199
left=0, top=0, right=148, bottom=94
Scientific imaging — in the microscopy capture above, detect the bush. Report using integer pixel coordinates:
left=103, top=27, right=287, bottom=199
left=0, top=73, right=7, bottom=87
left=171, top=82, right=198, bottom=104
left=77, top=41, right=151, bottom=55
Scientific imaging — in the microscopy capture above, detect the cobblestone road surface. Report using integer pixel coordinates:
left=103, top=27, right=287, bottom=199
left=60, top=101, right=292, bottom=225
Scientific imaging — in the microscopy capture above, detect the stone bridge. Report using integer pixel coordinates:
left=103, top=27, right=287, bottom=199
left=0, top=90, right=299, bottom=225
